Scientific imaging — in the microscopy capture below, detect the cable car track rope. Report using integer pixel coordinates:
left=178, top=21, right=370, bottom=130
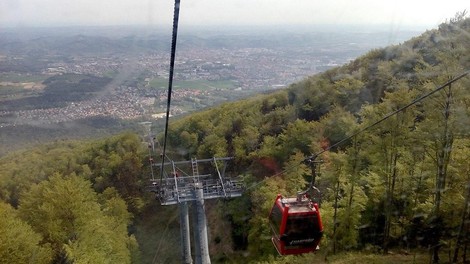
left=160, top=0, right=181, bottom=183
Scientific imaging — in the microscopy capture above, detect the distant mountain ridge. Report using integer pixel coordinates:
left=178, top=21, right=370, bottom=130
left=0, top=25, right=420, bottom=55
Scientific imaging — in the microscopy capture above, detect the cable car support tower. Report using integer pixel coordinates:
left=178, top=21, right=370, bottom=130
left=148, top=153, right=244, bottom=264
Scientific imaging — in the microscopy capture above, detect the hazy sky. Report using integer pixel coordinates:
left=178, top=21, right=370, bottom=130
left=1, top=0, right=468, bottom=29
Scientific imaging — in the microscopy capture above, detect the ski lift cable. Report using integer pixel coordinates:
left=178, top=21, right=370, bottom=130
left=151, top=208, right=179, bottom=264
left=306, top=69, right=470, bottom=163
left=160, top=0, right=181, bottom=184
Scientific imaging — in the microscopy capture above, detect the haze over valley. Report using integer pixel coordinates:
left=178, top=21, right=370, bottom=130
left=0, top=26, right=421, bottom=154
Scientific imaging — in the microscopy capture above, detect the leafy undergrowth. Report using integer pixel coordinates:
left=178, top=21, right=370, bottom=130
left=137, top=246, right=439, bottom=264
left=251, top=251, right=430, bottom=264
left=324, top=252, right=429, bottom=264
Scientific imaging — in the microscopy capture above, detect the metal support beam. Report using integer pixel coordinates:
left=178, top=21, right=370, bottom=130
left=192, top=200, right=201, bottom=264
left=194, top=183, right=211, bottom=264
left=179, top=202, right=192, bottom=264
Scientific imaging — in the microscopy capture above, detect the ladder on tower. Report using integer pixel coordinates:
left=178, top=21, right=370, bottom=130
left=191, top=158, right=199, bottom=177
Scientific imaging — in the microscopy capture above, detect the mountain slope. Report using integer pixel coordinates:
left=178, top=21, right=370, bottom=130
left=162, top=15, right=470, bottom=262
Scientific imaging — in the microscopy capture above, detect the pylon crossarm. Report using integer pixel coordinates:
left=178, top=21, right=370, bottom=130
left=153, top=157, right=233, bottom=167
left=149, top=157, right=243, bottom=205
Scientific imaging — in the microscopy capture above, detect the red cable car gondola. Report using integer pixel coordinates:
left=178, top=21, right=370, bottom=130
left=269, top=192, right=323, bottom=255
left=268, top=159, right=323, bottom=255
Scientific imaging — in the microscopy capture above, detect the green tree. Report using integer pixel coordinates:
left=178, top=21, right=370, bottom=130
left=415, top=63, right=467, bottom=262
left=18, top=174, right=135, bottom=263
left=324, top=142, right=367, bottom=253
left=86, top=133, right=145, bottom=213
left=282, top=151, right=310, bottom=195
left=360, top=85, right=417, bottom=252
left=278, top=119, right=322, bottom=159
left=248, top=177, right=284, bottom=259
left=0, top=201, right=52, bottom=264
left=319, top=105, right=358, bottom=150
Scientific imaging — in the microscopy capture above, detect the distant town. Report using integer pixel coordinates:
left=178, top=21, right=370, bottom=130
left=0, top=27, right=420, bottom=127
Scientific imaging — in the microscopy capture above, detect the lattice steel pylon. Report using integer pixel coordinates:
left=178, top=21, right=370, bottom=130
left=148, top=157, right=244, bottom=264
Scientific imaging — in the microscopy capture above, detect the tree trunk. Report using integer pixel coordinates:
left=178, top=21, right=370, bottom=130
left=333, top=178, right=340, bottom=254
left=432, top=85, right=454, bottom=263
left=452, top=182, right=470, bottom=263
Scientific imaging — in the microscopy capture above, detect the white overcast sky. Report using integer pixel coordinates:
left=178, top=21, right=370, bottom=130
left=1, top=0, right=468, bottom=29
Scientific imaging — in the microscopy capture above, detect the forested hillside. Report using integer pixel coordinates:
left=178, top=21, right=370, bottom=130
left=164, top=13, right=470, bottom=263
left=0, top=134, right=143, bottom=263
left=0, top=14, right=469, bottom=263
